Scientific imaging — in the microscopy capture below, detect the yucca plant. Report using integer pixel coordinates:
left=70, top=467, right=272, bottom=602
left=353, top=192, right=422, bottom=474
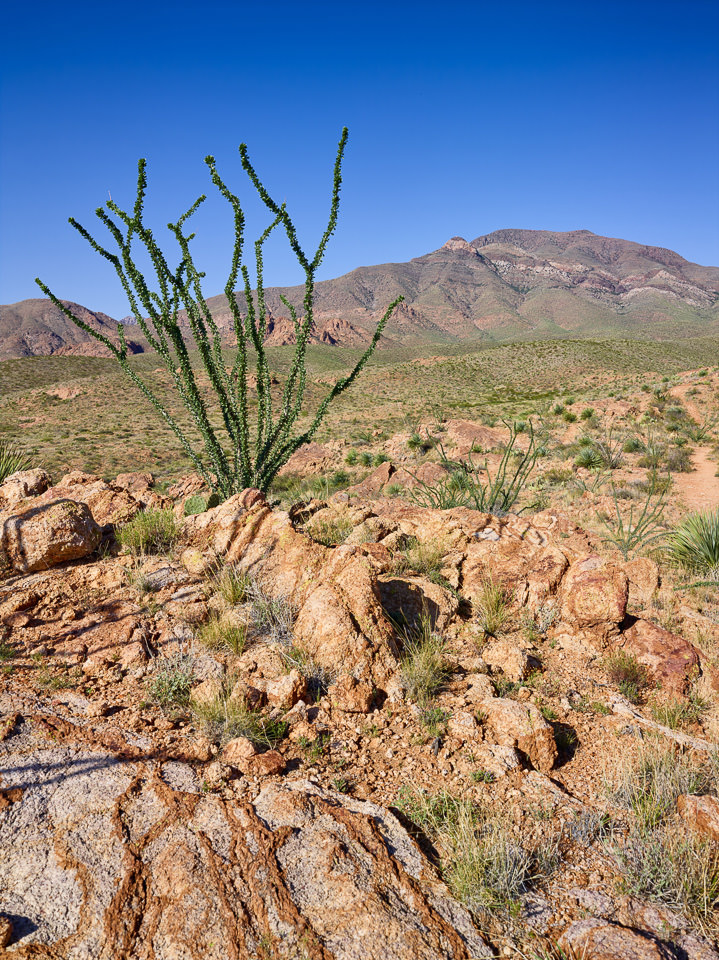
left=0, top=440, right=30, bottom=484
left=36, top=129, right=402, bottom=499
left=665, top=508, right=719, bottom=583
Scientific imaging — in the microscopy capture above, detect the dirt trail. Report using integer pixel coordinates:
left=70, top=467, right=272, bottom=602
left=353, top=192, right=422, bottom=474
left=669, top=381, right=719, bottom=513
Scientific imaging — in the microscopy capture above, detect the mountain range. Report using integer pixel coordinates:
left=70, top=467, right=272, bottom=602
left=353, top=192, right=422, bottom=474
left=3, top=230, right=718, bottom=358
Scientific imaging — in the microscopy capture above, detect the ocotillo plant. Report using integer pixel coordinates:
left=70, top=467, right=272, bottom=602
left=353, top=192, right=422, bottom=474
left=36, top=129, right=402, bottom=499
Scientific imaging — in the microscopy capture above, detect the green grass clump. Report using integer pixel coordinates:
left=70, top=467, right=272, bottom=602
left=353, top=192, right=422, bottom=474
left=665, top=508, right=719, bottom=582
left=396, top=787, right=556, bottom=915
left=608, top=741, right=709, bottom=831
left=603, top=650, right=650, bottom=703
left=393, top=536, right=447, bottom=583
left=192, top=677, right=288, bottom=748
left=473, top=576, right=511, bottom=637
left=304, top=508, right=354, bottom=547
left=211, top=563, right=250, bottom=605
left=399, top=613, right=449, bottom=706
left=117, top=507, right=179, bottom=555
left=149, top=652, right=194, bottom=707
left=198, top=615, right=246, bottom=655
left=608, top=742, right=719, bottom=933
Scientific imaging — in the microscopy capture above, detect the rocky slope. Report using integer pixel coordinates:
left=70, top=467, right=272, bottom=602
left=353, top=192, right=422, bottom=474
left=1, top=466, right=719, bottom=957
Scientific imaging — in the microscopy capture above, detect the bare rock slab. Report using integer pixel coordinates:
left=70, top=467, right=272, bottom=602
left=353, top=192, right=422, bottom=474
left=0, top=739, right=491, bottom=958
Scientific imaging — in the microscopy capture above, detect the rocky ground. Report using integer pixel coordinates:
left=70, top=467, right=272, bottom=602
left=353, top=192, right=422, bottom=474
left=1, top=440, right=719, bottom=957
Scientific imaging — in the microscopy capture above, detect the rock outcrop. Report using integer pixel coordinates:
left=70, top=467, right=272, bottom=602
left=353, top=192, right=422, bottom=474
left=0, top=717, right=491, bottom=958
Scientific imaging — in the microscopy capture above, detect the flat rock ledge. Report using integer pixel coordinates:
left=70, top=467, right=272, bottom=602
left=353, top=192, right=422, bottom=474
left=0, top=718, right=491, bottom=959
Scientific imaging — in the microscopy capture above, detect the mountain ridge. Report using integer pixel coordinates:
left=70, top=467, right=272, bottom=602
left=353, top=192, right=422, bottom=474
left=3, top=229, right=718, bottom=358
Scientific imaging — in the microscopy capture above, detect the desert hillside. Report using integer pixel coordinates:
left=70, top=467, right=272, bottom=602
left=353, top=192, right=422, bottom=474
left=0, top=298, right=144, bottom=360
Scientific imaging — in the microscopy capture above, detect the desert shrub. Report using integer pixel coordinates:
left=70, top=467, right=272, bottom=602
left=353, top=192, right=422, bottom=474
left=665, top=444, right=693, bottom=472
left=247, top=580, right=295, bottom=643
left=359, top=450, right=373, bottom=467
left=399, top=612, right=449, bottom=706
left=574, top=445, right=603, bottom=469
left=580, top=407, right=594, bottom=420
left=396, top=787, right=556, bottom=915
left=149, top=651, right=194, bottom=707
left=562, top=410, right=577, bottom=423
left=192, top=677, right=288, bottom=748
left=664, top=508, right=719, bottom=582
left=473, top=576, right=511, bottom=637
left=543, top=466, right=572, bottom=486
left=597, top=473, right=668, bottom=561
left=409, top=420, right=540, bottom=517
left=0, top=439, right=30, bottom=483
left=117, top=507, right=180, bottom=555
left=37, top=129, right=402, bottom=499
left=603, top=650, right=649, bottom=703
left=623, top=436, right=643, bottom=453
left=684, top=415, right=716, bottom=443
left=344, top=448, right=358, bottom=465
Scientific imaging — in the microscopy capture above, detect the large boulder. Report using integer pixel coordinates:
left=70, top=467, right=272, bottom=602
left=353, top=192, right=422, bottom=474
left=0, top=732, right=492, bottom=959
left=0, top=468, right=51, bottom=510
left=0, top=498, right=101, bottom=577
left=559, top=555, right=628, bottom=636
left=478, top=697, right=557, bottom=773
left=619, top=619, right=701, bottom=698
left=31, top=471, right=152, bottom=527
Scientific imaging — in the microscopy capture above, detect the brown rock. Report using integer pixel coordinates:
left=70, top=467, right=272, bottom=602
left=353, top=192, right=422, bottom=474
left=265, top=670, right=308, bottom=710
left=469, top=743, right=521, bottom=778
left=620, top=619, right=700, bottom=697
left=463, top=674, right=495, bottom=703
left=677, top=794, right=719, bottom=842
left=447, top=711, right=479, bottom=741
left=240, top=749, right=286, bottom=777
left=34, top=471, right=149, bottom=526
left=0, top=467, right=51, bottom=508
left=524, top=545, right=569, bottom=608
left=624, top=557, right=659, bottom=608
left=347, top=461, right=394, bottom=496
left=180, top=547, right=213, bottom=576
left=222, top=736, right=258, bottom=765
left=558, top=918, right=673, bottom=960
left=0, top=915, right=12, bottom=949
left=0, top=498, right=101, bottom=577
left=560, top=555, right=628, bottom=634
left=478, top=697, right=557, bottom=773
left=328, top=674, right=375, bottom=713
left=482, top=639, right=535, bottom=681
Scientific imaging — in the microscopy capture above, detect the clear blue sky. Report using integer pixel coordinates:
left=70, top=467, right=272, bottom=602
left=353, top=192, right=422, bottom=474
left=1, top=0, right=718, bottom=318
